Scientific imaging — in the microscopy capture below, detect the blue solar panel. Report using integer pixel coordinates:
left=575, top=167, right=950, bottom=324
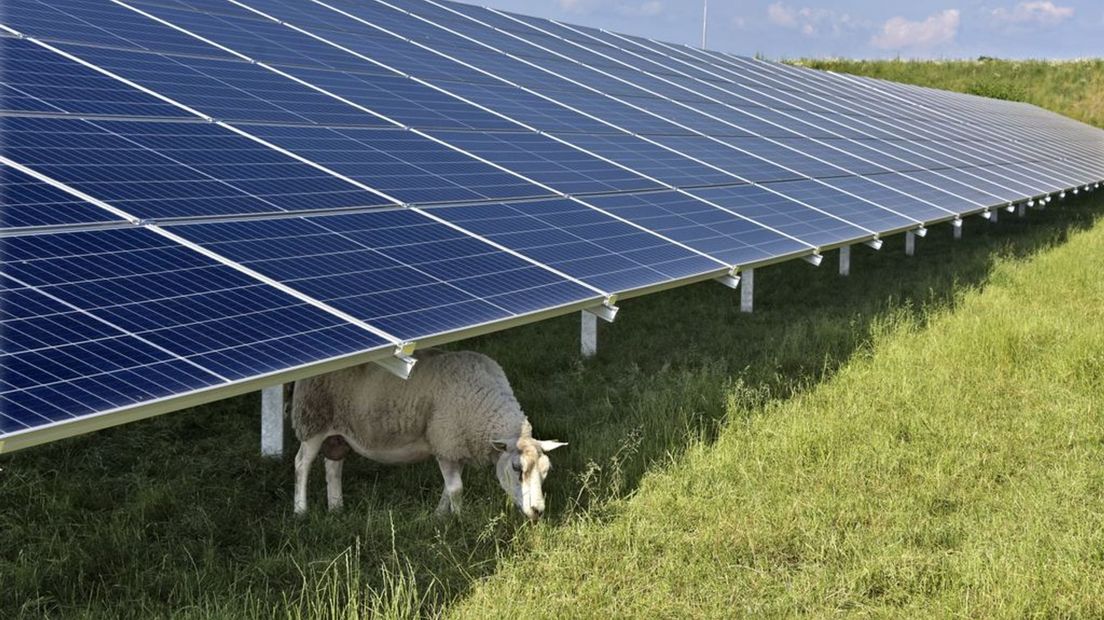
left=758, top=179, right=915, bottom=232
left=0, top=164, right=122, bottom=230
left=1, top=116, right=392, bottom=219
left=242, top=124, right=552, bottom=204
left=423, top=80, right=614, bottom=134
left=580, top=191, right=812, bottom=266
left=53, top=42, right=391, bottom=127
left=0, top=227, right=389, bottom=433
left=3, top=0, right=1102, bottom=452
left=426, top=198, right=723, bottom=291
left=0, top=36, right=192, bottom=119
left=424, top=130, right=662, bottom=195
left=170, top=210, right=601, bottom=341
left=545, top=132, right=741, bottom=188
left=271, top=65, right=519, bottom=131
left=688, top=184, right=871, bottom=248
left=642, top=135, right=799, bottom=183
left=1, top=0, right=239, bottom=58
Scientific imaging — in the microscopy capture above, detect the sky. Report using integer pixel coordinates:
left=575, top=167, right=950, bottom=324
left=452, top=0, right=1103, bottom=60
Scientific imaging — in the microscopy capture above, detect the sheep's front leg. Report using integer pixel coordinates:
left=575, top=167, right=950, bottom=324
left=294, top=435, right=325, bottom=516
left=435, top=458, right=463, bottom=516
left=325, top=458, right=343, bottom=512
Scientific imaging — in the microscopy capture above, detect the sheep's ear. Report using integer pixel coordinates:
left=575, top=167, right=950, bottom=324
left=538, top=440, right=568, bottom=452
left=490, top=439, right=511, bottom=453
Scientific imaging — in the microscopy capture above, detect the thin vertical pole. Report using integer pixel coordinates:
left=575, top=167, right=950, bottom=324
left=839, top=245, right=851, bottom=276
left=701, top=0, right=708, bottom=49
left=581, top=311, right=598, bottom=358
left=740, top=268, right=754, bottom=313
left=905, top=231, right=916, bottom=256
left=261, top=385, right=285, bottom=458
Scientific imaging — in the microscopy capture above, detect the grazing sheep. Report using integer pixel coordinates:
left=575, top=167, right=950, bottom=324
left=290, top=350, right=566, bottom=522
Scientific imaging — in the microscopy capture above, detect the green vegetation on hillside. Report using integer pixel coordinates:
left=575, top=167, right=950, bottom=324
left=1, top=61, right=1102, bottom=619
left=796, top=58, right=1104, bottom=128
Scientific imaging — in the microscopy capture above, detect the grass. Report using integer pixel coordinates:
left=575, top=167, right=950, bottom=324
left=1, top=62, right=1103, bottom=618
left=795, top=58, right=1104, bottom=128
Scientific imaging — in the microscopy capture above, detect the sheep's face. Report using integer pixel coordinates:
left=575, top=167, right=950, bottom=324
left=492, top=437, right=566, bottom=523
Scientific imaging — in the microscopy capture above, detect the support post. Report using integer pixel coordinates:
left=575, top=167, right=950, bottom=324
left=581, top=310, right=597, bottom=358
left=740, top=268, right=754, bottom=313
left=953, top=219, right=963, bottom=240
left=1017, top=203, right=1027, bottom=218
left=839, top=245, right=851, bottom=276
left=990, top=208, right=999, bottom=223
left=261, top=384, right=285, bottom=458
left=905, top=231, right=916, bottom=256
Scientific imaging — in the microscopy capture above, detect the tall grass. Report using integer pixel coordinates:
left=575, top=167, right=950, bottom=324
left=450, top=203, right=1104, bottom=617
left=1, top=61, right=1103, bottom=618
left=795, top=58, right=1104, bottom=128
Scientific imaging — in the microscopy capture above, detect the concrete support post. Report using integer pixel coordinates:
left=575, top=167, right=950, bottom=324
left=839, top=245, right=851, bottom=276
left=905, top=231, right=916, bottom=256
left=1017, top=203, right=1027, bottom=218
left=740, top=268, right=754, bottom=313
left=261, top=385, right=285, bottom=458
left=954, top=221, right=963, bottom=240
left=991, top=208, right=999, bottom=224
left=581, top=310, right=597, bottom=358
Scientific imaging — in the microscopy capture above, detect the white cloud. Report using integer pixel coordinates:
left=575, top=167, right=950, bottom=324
left=871, top=9, right=960, bottom=50
left=765, top=2, right=861, bottom=37
left=992, top=2, right=1073, bottom=26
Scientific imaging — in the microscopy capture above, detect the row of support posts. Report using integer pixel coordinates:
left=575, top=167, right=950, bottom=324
left=263, top=199, right=1063, bottom=455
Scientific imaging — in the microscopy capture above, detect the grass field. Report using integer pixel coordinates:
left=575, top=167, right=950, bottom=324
left=2, top=61, right=1103, bottom=618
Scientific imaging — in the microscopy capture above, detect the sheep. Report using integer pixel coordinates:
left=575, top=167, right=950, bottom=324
left=289, top=350, right=566, bottom=522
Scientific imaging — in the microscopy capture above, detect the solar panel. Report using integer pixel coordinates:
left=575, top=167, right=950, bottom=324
left=0, top=36, right=192, bottom=119
left=0, top=227, right=389, bottom=435
left=1, top=116, right=394, bottom=219
left=0, top=164, right=124, bottom=231
left=1, top=0, right=1102, bottom=452
left=168, top=210, right=602, bottom=340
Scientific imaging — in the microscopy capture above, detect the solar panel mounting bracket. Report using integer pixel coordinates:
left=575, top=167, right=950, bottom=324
left=915, top=227, right=928, bottom=238
left=1004, top=203, right=1016, bottom=213
left=375, top=344, right=418, bottom=380
left=584, top=298, right=620, bottom=323
left=803, top=253, right=824, bottom=267
left=715, top=269, right=741, bottom=290
left=863, top=239, right=884, bottom=251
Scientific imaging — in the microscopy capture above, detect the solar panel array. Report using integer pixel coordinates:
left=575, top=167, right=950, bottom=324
left=2, top=0, right=1103, bottom=452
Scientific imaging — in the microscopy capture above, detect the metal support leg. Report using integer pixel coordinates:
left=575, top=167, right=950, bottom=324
left=740, top=268, right=754, bottom=313
left=905, top=231, right=916, bottom=256
left=839, top=245, right=851, bottom=276
left=991, top=208, right=999, bottom=224
left=261, top=385, right=285, bottom=458
left=581, top=310, right=597, bottom=358
left=953, top=219, right=963, bottom=240
left=1017, top=203, right=1027, bottom=218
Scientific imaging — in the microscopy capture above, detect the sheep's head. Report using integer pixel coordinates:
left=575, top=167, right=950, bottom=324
left=492, top=435, right=566, bottom=523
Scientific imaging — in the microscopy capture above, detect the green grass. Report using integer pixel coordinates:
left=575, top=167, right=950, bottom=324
left=2, top=62, right=1103, bottom=618
left=795, top=58, right=1104, bottom=129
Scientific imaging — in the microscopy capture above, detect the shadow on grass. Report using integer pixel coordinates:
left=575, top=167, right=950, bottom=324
left=1, top=196, right=1101, bottom=618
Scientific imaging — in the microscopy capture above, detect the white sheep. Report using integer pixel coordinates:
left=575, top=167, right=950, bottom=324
left=289, top=350, right=566, bottom=522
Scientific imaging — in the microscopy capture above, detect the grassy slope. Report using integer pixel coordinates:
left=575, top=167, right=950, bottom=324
left=452, top=205, right=1104, bottom=618
left=797, top=58, right=1104, bottom=128
left=0, top=62, right=1101, bottom=618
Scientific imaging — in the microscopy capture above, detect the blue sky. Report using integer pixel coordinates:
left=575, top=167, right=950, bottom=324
left=454, top=1, right=1103, bottom=59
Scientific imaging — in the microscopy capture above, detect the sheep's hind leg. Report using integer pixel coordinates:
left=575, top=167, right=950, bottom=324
left=435, top=458, right=463, bottom=517
left=294, top=434, right=325, bottom=516
left=322, top=435, right=349, bottom=513
left=325, top=458, right=343, bottom=512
